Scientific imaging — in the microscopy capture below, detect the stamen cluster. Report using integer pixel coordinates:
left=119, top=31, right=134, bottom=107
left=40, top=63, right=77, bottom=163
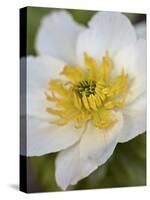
left=45, top=52, right=128, bottom=128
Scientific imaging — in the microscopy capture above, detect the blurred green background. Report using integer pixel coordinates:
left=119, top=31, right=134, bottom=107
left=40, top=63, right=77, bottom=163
left=26, top=7, right=146, bottom=192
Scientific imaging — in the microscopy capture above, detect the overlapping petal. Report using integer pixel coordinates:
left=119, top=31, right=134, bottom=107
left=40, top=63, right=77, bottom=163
left=118, top=92, right=146, bottom=143
left=27, top=56, right=65, bottom=119
left=36, top=11, right=84, bottom=65
left=55, top=142, right=98, bottom=190
left=76, top=12, right=136, bottom=65
left=26, top=116, right=84, bottom=156
left=80, top=111, right=123, bottom=162
left=56, top=111, right=123, bottom=190
left=114, top=39, right=146, bottom=103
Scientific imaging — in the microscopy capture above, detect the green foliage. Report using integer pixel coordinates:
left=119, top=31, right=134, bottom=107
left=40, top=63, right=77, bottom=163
left=31, top=153, right=59, bottom=192
left=27, top=7, right=146, bottom=192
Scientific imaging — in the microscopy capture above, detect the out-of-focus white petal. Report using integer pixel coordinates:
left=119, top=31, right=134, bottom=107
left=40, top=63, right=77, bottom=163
left=55, top=142, right=98, bottom=190
left=25, top=116, right=84, bottom=156
left=80, top=111, right=123, bottom=162
left=27, top=56, right=65, bottom=119
left=135, top=22, right=146, bottom=39
left=77, top=12, right=136, bottom=65
left=114, top=39, right=146, bottom=103
left=36, top=11, right=84, bottom=65
left=118, top=92, right=146, bottom=143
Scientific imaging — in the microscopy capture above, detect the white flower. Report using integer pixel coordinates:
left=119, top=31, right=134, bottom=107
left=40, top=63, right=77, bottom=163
left=23, top=11, right=146, bottom=190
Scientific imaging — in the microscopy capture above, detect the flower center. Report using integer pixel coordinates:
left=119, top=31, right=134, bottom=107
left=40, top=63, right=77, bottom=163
left=45, top=52, right=129, bottom=128
left=75, top=80, right=96, bottom=97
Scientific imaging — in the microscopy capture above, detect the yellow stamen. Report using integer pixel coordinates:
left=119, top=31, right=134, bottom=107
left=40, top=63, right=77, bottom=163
left=61, top=65, right=85, bottom=83
left=45, top=51, right=129, bottom=129
left=73, top=93, right=82, bottom=110
left=82, top=94, right=90, bottom=111
left=99, top=51, right=112, bottom=82
left=88, top=94, right=98, bottom=111
left=84, top=52, right=98, bottom=80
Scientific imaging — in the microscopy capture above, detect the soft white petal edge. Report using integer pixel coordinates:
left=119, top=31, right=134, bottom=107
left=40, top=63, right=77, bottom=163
left=27, top=55, right=65, bottom=93
left=36, top=10, right=84, bottom=65
left=114, top=39, right=146, bottom=103
left=27, top=55, right=65, bottom=119
left=55, top=111, right=123, bottom=190
left=76, top=11, right=136, bottom=65
left=118, top=92, right=146, bottom=143
left=55, top=142, right=98, bottom=190
left=80, top=111, right=123, bottom=161
left=24, top=116, right=84, bottom=156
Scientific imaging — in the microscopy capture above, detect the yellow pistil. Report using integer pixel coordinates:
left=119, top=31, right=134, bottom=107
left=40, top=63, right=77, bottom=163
left=45, top=52, right=129, bottom=128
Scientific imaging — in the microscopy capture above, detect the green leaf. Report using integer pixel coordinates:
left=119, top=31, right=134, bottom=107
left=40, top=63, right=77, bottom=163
left=30, top=153, right=60, bottom=192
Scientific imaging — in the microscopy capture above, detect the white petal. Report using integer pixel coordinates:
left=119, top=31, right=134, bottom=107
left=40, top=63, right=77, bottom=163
left=118, top=92, right=146, bottom=143
left=80, top=111, right=123, bottom=163
left=26, top=116, right=84, bottom=156
left=36, top=11, right=84, bottom=65
left=27, top=55, right=65, bottom=93
left=77, top=12, right=136, bottom=65
left=55, top=143, right=98, bottom=190
left=114, top=39, right=146, bottom=103
left=55, top=111, right=123, bottom=190
left=27, top=56, right=65, bottom=119
left=135, top=22, right=146, bottom=39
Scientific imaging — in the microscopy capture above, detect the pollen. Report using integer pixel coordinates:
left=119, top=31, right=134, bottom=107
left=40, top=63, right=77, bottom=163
left=45, top=52, right=129, bottom=129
